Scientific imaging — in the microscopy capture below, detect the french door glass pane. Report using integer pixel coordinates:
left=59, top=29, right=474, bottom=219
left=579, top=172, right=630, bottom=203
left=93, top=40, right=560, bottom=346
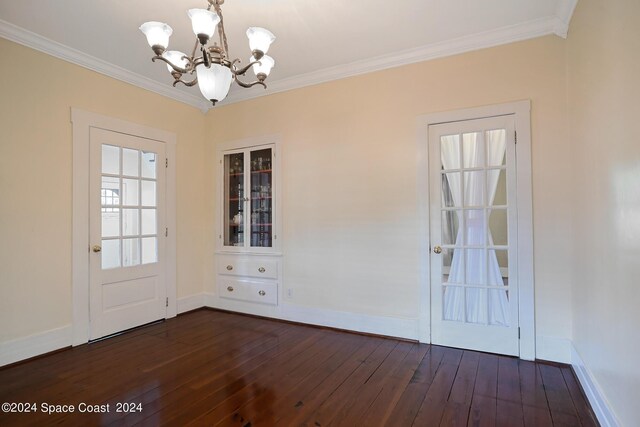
left=141, top=209, right=156, bottom=235
left=122, top=179, right=139, bottom=205
left=122, top=209, right=139, bottom=236
left=141, top=181, right=156, bottom=207
left=122, top=238, right=140, bottom=267
left=122, top=148, right=139, bottom=177
left=102, top=145, right=119, bottom=174
left=101, top=239, right=120, bottom=269
left=141, top=151, right=157, bottom=178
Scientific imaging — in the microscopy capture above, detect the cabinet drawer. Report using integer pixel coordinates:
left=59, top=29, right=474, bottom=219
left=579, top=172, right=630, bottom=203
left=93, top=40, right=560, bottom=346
left=218, top=256, right=278, bottom=279
left=218, top=277, right=278, bottom=305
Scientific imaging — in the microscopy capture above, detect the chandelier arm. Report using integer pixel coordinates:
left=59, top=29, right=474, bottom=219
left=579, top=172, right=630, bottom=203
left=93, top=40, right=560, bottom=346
left=233, top=59, right=262, bottom=76
left=234, top=77, right=267, bottom=89
left=172, top=77, right=198, bottom=87
left=152, top=55, right=189, bottom=74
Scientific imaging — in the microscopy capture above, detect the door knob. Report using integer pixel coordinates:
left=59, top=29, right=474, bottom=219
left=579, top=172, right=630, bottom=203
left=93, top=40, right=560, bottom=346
left=433, top=245, right=442, bottom=254
left=92, top=245, right=102, bottom=253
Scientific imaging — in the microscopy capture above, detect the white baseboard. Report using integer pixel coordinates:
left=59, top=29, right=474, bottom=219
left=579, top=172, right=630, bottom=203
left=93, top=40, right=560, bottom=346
left=203, top=293, right=420, bottom=340
left=535, top=335, right=572, bottom=363
left=571, top=344, right=620, bottom=427
left=0, top=325, right=72, bottom=367
left=177, top=293, right=206, bottom=314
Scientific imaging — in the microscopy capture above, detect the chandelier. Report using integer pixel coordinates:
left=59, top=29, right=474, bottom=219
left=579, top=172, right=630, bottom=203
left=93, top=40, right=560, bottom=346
left=139, top=0, right=275, bottom=106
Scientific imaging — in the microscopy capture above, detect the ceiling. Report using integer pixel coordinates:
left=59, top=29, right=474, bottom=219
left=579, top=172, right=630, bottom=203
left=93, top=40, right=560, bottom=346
left=0, top=0, right=577, bottom=111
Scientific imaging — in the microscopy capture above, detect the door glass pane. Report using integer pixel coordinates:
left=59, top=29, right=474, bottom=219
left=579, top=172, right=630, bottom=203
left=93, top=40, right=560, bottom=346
left=489, top=209, right=508, bottom=246
left=250, top=148, right=273, bottom=247
left=441, top=172, right=460, bottom=208
left=122, top=148, right=139, bottom=177
left=465, top=249, right=486, bottom=285
left=141, top=151, right=157, bottom=179
left=463, top=132, right=484, bottom=168
left=489, top=169, right=506, bottom=205
left=489, top=289, right=509, bottom=326
left=440, top=135, right=460, bottom=170
left=464, top=210, right=485, bottom=246
left=102, top=239, right=120, bottom=269
left=441, top=211, right=459, bottom=246
left=141, top=209, right=156, bottom=235
left=102, top=209, right=120, bottom=238
left=443, top=247, right=460, bottom=284
left=122, top=209, right=139, bottom=236
left=141, top=180, right=156, bottom=207
left=443, top=286, right=464, bottom=322
left=486, top=129, right=506, bottom=166
left=466, top=288, right=487, bottom=324
left=464, top=171, right=485, bottom=206
left=102, top=144, right=120, bottom=174
left=122, top=238, right=140, bottom=267
left=122, top=179, right=139, bottom=206
left=141, top=237, right=157, bottom=264
left=224, top=152, right=245, bottom=246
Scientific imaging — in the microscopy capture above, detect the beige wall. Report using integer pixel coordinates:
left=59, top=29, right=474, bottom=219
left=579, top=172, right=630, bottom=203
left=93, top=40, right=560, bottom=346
left=568, top=0, right=640, bottom=425
left=206, top=35, right=573, bottom=357
left=0, top=38, right=208, bottom=342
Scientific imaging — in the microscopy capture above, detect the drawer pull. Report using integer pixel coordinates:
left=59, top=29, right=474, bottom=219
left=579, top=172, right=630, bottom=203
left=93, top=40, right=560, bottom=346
left=226, top=265, right=233, bottom=271
left=227, top=286, right=234, bottom=292
left=258, top=267, right=266, bottom=273
left=258, top=290, right=266, bottom=296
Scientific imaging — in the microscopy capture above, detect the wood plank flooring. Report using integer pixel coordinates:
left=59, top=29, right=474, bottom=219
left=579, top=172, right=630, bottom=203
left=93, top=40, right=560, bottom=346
left=0, top=309, right=599, bottom=426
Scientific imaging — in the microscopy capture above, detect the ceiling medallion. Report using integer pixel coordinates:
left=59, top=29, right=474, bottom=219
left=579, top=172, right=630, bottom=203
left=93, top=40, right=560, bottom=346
left=139, top=0, right=275, bottom=106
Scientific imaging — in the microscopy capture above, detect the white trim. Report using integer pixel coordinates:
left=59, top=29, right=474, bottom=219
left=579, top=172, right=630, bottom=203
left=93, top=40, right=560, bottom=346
left=0, top=19, right=210, bottom=112
left=71, top=108, right=178, bottom=346
left=0, top=326, right=71, bottom=367
left=203, top=293, right=419, bottom=340
left=572, top=344, right=621, bottom=427
left=1, top=8, right=577, bottom=110
left=416, top=100, right=535, bottom=360
left=177, top=294, right=207, bottom=314
left=555, top=0, right=579, bottom=38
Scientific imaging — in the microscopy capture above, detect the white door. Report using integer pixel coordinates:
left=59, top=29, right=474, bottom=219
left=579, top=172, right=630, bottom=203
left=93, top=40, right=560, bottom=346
left=89, top=128, right=167, bottom=340
left=429, top=115, right=519, bottom=356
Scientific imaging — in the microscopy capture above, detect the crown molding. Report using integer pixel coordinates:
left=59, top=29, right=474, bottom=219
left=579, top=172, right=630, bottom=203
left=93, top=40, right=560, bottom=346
left=222, top=14, right=568, bottom=106
left=1, top=3, right=578, bottom=113
left=554, top=0, right=579, bottom=38
left=0, top=19, right=210, bottom=112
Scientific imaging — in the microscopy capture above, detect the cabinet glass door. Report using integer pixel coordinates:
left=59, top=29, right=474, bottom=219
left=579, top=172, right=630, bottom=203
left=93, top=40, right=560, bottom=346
left=224, top=152, right=245, bottom=247
left=250, top=148, right=273, bottom=247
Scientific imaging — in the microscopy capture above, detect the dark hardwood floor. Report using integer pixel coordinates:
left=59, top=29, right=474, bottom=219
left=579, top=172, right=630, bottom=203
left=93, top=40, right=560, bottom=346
left=0, top=309, right=598, bottom=426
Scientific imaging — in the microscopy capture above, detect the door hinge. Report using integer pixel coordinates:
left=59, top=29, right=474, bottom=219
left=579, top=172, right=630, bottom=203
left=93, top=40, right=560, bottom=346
left=165, top=158, right=168, bottom=168
left=514, top=131, right=518, bottom=144
left=518, top=327, right=521, bottom=339
left=165, top=228, right=168, bottom=237
left=166, top=297, right=169, bottom=307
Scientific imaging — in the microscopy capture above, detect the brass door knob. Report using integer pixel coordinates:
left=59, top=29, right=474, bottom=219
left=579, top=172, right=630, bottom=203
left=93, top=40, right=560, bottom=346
left=433, top=245, right=442, bottom=254
left=258, top=267, right=266, bottom=273
left=227, top=286, right=234, bottom=292
left=226, top=265, right=233, bottom=271
left=92, top=245, right=102, bottom=253
left=258, top=290, right=266, bottom=296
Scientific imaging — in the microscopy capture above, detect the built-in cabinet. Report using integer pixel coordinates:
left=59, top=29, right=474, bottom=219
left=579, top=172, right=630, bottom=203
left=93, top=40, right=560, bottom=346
left=217, top=138, right=281, bottom=306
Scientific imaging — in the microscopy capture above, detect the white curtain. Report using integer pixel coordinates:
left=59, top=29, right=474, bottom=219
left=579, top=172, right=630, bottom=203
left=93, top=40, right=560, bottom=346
left=441, top=131, right=509, bottom=325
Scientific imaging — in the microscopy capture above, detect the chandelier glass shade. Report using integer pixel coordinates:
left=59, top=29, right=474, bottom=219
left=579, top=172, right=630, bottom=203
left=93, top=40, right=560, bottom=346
left=139, top=0, right=275, bottom=106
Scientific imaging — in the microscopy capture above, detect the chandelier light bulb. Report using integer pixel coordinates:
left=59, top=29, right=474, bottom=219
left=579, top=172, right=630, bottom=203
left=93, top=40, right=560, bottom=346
left=139, top=22, right=173, bottom=54
left=162, top=50, right=189, bottom=73
left=246, top=27, right=276, bottom=59
left=250, top=55, right=275, bottom=80
left=187, top=9, right=220, bottom=45
left=195, top=64, right=233, bottom=105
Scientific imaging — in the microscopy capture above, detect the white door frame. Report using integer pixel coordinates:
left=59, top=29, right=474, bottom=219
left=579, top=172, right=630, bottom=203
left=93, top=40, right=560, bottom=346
left=416, top=100, right=535, bottom=360
left=71, top=108, right=177, bottom=346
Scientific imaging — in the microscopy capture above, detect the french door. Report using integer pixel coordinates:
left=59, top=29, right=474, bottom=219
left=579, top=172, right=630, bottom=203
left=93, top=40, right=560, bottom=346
left=89, top=128, right=167, bottom=340
left=429, top=115, right=519, bottom=356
